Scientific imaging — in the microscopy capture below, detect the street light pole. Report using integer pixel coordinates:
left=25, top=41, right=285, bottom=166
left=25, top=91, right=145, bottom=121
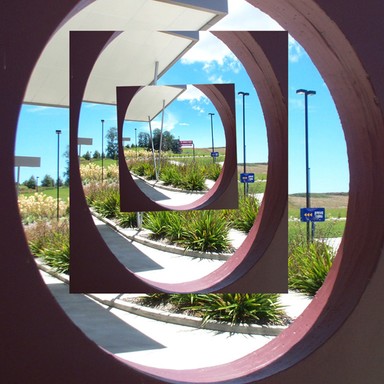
left=296, top=89, right=316, bottom=243
left=238, top=91, right=249, bottom=196
left=209, top=112, right=215, bottom=163
left=55, top=129, right=62, bottom=221
left=101, top=119, right=104, bottom=183
left=135, top=128, right=138, bottom=158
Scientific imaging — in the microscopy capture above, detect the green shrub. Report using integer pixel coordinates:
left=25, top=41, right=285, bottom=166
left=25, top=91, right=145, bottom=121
left=140, top=293, right=284, bottom=325
left=288, top=235, right=335, bottom=296
left=26, top=220, right=69, bottom=274
left=180, top=167, right=206, bottom=191
left=160, top=163, right=182, bottom=187
left=163, top=212, right=187, bottom=242
left=117, top=212, right=137, bottom=228
left=142, top=211, right=169, bottom=238
left=228, top=195, right=260, bottom=233
left=205, top=163, right=222, bottom=181
left=181, top=210, right=230, bottom=253
left=84, top=183, right=120, bottom=219
left=92, top=187, right=120, bottom=218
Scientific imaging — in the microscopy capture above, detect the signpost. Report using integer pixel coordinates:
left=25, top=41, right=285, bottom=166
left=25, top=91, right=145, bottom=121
left=300, top=207, right=326, bottom=222
left=240, top=172, right=255, bottom=183
left=78, top=137, right=93, bottom=157
left=180, top=140, right=195, bottom=161
left=211, top=151, right=219, bottom=158
left=180, top=140, right=193, bottom=146
left=14, top=156, right=41, bottom=195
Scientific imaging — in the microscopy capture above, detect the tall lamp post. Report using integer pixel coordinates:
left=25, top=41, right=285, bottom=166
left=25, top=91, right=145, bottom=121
left=101, top=119, right=104, bottom=183
left=296, top=88, right=316, bottom=242
left=36, top=176, right=39, bottom=192
left=208, top=112, right=215, bottom=163
left=55, top=129, right=61, bottom=221
left=238, top=91, right=249, bottom=196
left=135, top=128, right=138, bottom=158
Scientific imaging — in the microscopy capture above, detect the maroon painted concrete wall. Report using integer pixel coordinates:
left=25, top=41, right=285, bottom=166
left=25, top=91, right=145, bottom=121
left=2, top=0, right=384, bottom=383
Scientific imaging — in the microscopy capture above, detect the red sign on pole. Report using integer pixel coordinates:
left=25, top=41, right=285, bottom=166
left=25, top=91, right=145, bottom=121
left=180, top=140, right=193, bottom=147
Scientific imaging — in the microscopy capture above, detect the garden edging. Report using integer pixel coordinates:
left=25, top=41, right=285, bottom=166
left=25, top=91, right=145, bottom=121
left=36, top=259, right=285, bottom=336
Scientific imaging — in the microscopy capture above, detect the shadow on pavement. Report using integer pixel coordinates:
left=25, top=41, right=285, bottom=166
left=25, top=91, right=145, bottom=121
left=134, top=178, right=171, bottom=202
left=95, top=221, right=163, bottom=273
left=47, top=283, right=165, bottom=354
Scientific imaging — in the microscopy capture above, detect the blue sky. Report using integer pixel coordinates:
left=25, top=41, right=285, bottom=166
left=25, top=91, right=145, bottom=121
left=15, top=0, right=349, bottom=194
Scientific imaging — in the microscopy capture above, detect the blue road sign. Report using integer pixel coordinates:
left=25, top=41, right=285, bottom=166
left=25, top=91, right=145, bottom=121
left=211, top=151, right=219, bottom=157
left=300, top=207, right=326, bottom=222
left=240, top=172, right=255, bottom=183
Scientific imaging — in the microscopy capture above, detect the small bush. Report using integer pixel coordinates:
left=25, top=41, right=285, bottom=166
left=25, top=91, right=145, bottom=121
left=142, top=211, right=169, bottom=239
left=181, top=210, right=230, bottom=253
left=180, top=167, right=206, bottom=191
left=92, top=188, right=120, bottom=219
left=288, top=231, right=335, bottom=296
left=205, top=163, right=222, bottom=181
left=140, top=293, right=284, bottom=325
left=26, top=220, right=69, bottom=274
left=117, top=212, right=137, bottom=228
left=84, top=183, right=120, bottom=218
left=228, top=195, right=260, bottom=233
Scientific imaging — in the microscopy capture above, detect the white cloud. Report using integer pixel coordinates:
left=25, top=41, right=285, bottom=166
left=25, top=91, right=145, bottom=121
left=289, top=35, right=304, bottom=63
left=180, top=0, right=283, bottom=76
left=177, top=85, right=209, bottom=103
left=150, top=111, right=178, bottom=132
left=180, top=32, right=234, bottom=67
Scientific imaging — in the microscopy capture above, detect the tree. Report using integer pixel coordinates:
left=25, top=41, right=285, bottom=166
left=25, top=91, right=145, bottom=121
left=93, top=150, right=101, bottom=159
left=41, top=174, right=55, bottom=187
left=63, top=146, right=70, bottom=186
left=105, top=127, right=118, bottom=159
left=138, top=132, right=150, bottom=149
left=151, top=129, right=180, bottom=153
left=23, top=175, right=36, bottom=189
left=83, top=151, right=91, bottom=160
left=171, top=139, right=182, bottom=154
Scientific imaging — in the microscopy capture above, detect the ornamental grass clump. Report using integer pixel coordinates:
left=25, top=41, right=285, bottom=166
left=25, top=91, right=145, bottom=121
left=80, top=163, right=119, bottom=183
left=26, top=219, right=69, bottom=274
left=181, top=210, right=230, bottom=253
left=228, top=194, right=260, bottom=233
left=18, top=193, right=68, bottom=224
left=142, top=210, right=230, bottom=253
left=140, top=293, right=285, bottom=326
left=288, top=226, right=335, bottom=296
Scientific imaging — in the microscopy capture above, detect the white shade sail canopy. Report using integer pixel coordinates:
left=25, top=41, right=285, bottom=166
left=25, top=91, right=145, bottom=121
left=23, top=0, right=227, bottom=109
left=124, top=85, right=186, bottom=122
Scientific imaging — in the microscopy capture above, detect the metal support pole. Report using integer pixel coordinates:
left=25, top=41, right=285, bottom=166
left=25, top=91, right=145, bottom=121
left=17, top=166, right=20, bottom=195
left=56, top=129, right=61, bottom=220
left=209, top=112, right=215, bottom=163
left=135, top=128, right=138, bottom=158
left=238, top=91, right=249, bottom=197
left=296, top=89, right=316, bottom=243
left=101, top=119, right=104, bottom=183
left=158, top=99, right=165, bottom=174
left=154, top=61, right=159, bottom=85
left=148, top=116, right=158, bottom=181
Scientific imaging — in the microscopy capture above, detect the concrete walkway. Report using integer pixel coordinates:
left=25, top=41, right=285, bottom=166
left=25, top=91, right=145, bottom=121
left=41, top=269, right=311, bottom=370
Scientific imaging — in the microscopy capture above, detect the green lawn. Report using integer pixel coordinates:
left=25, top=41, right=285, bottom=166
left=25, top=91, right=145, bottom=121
left=80, top=158, right=117, bottom=167
left=21, top=186, right=69, bottom=201
left=288, top=219, right=345, bottom=240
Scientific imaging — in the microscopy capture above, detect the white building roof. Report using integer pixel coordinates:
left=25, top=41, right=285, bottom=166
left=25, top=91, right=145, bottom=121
left=24, top=0, right=227, bottom=109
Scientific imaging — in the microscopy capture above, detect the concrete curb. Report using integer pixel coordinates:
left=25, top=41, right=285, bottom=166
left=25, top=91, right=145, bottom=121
left=36, top=260, right=285, bottom=336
